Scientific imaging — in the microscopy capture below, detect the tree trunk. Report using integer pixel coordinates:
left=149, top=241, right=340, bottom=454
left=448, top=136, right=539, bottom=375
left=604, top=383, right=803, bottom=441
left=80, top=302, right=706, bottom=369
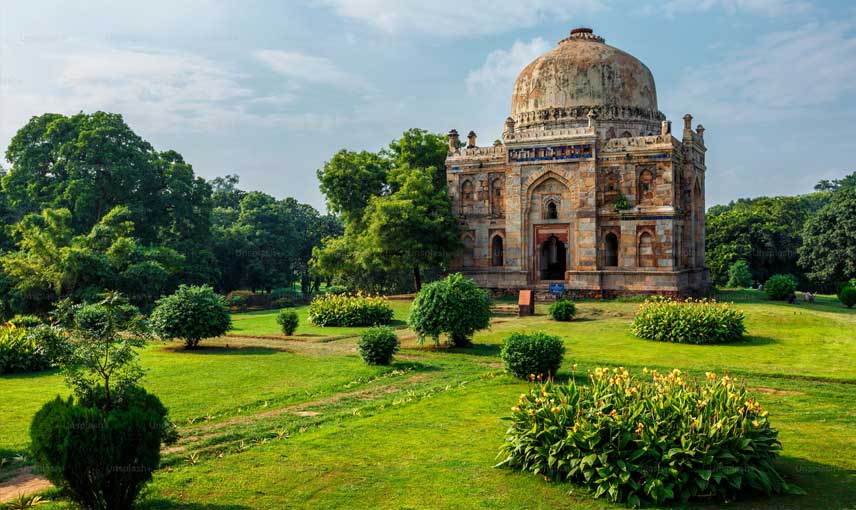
left=412, top=265, right=422, bottom=292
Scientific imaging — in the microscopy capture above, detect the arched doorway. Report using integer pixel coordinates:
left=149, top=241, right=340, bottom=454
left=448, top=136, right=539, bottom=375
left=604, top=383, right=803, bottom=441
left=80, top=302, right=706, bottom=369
left=491, top=235, right=504, bottom=267
left=540, top=235, right=566, bottom=280
left=604, top=232, right=619, bottom=267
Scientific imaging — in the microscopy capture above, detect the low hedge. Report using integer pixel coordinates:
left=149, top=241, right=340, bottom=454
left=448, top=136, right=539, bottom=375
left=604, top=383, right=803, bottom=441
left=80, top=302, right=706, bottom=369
left=631, top=297, right=745, bottom=344
left=549, top=299, right=576, bottom=321
left=500, top=331, right=565, bottom=379
left=307, top=293, right=393, bottom=327
left=357, top=326, right=399, bottom=365
left=838, top=280, right=856, bottom=308
left=498, top=367, right=799, bottom=506
left=0, top=325, right=65, bottom=374
left=765, top=274, right=798, bottom=301
left=276, top=309, right=299, bottom=335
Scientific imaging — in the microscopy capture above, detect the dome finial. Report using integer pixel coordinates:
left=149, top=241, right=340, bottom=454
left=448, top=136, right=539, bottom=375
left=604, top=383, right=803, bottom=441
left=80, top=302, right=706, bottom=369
left=560, top=27, right=605, bottom=44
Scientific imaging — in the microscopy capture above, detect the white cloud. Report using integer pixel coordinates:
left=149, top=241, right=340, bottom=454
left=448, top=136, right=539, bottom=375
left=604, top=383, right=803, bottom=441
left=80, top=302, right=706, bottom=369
left=254, top=50, right=366, bottom=89
left=666, top=20, right=856, bottom=123
left=314, top=0, right=605, bottom=37
left=466, top=38, right=551, bottom=94
left=660, top=0, right=812, bottom=16
left=0, top=47, right=348, bottom=157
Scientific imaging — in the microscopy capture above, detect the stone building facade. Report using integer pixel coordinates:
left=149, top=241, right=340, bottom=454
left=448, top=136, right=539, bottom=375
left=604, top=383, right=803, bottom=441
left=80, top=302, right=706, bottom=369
left=446, top=28, right=710, bottom=297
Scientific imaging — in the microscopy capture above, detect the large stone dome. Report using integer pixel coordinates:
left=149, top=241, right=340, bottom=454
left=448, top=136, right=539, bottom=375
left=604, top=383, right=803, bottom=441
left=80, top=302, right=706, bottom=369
left=510, top=28, right=661, bottom=131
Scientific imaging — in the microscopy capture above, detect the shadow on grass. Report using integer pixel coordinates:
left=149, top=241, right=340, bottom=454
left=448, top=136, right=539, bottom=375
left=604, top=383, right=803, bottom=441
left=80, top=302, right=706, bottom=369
left=160, top=344, right=283, bottom=355
left=140, top=500, right=250, bottom=510
left=449, top=343, right=501, bottom=357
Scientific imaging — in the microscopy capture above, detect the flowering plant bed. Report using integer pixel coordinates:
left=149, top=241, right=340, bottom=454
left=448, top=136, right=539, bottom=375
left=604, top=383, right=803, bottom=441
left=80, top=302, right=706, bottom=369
left=497, top=367, right=800, bottom=506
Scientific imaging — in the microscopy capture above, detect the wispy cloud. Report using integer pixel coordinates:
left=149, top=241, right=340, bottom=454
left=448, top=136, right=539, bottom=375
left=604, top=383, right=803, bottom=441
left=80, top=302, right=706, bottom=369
left=254, top=50, right=367, bottom=89
left=315, top=0, right=605, bottom=37
left=667, top=20, right=856, bottom=123
left=466, top=38, right=551, bottom=94
left=659, top=0, right=812, bottom=17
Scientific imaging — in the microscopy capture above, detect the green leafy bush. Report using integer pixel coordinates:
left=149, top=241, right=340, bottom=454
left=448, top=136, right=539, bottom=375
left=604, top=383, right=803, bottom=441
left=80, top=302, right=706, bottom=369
left=549, top=299, right=576, bottom=321
left=500, top=332, right=565, bottom=379
left=498, top=368, right=799, bottom=506
left=276, top=309, right=299, bottom=335
left=307, top=293, right=393, bottom=327
left=631, top=297, right=745, bottom=344
left=150, top=285, right=231, bottom=348
left=357, top=326, right=400, bottom=365
left=8, top=314, right=43, bottom=328
left=765, top=274, right=798, bottom=300
left=0, top=326, right=50, bottom=374
left=226, top=294, right=248, bottom=311
left=837, top=281, right=856, bottom=308
left=727, top=260, right=753, bottom=288
left=408, top=273, right=491, bottom=347
left=30, top=386, right=170, bottom=510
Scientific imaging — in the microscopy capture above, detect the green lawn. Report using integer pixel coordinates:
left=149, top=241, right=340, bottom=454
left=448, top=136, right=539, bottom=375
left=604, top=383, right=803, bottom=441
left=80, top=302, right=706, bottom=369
left=229, top=298, right=412, bottom=338
left=1, top=292, right=854, bottom=509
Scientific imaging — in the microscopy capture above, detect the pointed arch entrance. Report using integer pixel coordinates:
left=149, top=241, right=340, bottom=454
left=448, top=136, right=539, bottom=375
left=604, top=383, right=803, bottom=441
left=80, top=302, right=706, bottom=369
left=539, top=235, right=566, bottom=280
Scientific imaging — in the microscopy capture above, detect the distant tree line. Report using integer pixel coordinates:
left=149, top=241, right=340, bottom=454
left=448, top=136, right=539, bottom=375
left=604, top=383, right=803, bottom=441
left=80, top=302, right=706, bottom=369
left=0, top=112, right=341, bottom=316
left=706, top=172, right=856, bottom=291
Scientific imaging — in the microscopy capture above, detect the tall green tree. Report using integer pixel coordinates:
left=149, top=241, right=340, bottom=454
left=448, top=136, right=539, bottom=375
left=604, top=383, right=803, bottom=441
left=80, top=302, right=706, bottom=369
left=799, top=186, right=856, bottom=284
left=386, top=128, right=448, bottom=189
left=359, top=166, right=459, bottom=290
left=317, top=150, right=390, bottom=224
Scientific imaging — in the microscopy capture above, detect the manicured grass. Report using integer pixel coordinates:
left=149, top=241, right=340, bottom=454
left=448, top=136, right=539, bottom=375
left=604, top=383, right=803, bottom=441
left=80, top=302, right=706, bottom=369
left=229, top=298, right=412, bottom=338
left=1, top=292, right=854, bottom=509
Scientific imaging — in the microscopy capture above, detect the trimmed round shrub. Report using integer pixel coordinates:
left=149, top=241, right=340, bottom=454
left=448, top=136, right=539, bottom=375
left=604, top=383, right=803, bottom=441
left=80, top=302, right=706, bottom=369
left=276, top=309, right=299, bottom=335
left=549, top=299, right=576, bottom=321
left=307, top=293, right=393, bottom=327
left=765, top=274, right=798, bottom=301
left=500, top=331, right=565, bottom=379
left=838, top=283, right=856, bottom=308
left=150, top=285, right=232, bottom=348
left=631, top=297, right=745, bottom=344
left=30, top=386, right=170, bottom=510
left=357, top=326, right=400, bottom=365
left=408, top=273, right=491, bottom=347
left=727, top=259, right=753, bottom=288
left=498, top=368, right=798, bottom=506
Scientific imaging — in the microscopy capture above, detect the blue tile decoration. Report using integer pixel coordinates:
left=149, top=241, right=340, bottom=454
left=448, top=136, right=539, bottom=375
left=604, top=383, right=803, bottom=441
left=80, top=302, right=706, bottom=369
left=509, top=144, right=592, bottom=162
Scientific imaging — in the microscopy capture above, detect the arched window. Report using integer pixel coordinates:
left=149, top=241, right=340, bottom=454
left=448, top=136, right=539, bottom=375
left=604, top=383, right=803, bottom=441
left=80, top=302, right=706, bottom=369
left=490, top=177, right=504, bottom=217
left=621, top=131, right=633, bottom=138
left=604, top=232, right=619, bottom=267
left=546, top=201, right=558, bottom=219
left=638, top=231, right=655, bottom=267
left=461, top=180, right=474, bottom=201
left=462, top=234, right=475, bottom=267
left=638, top=169, right=654, bottom=204
left=491, top=235, right=504, bottom=267
left=461, top=180, right=474, bottom=215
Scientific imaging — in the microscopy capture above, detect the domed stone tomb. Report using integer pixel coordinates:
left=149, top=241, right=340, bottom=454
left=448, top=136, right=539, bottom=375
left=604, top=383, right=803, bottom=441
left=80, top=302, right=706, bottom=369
left=446, top=28, right=710, bottom=298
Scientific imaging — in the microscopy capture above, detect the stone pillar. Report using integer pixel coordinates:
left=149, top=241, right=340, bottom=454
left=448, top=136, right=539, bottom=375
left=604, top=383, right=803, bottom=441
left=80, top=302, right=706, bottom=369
left=447, top=129, right=460, bottom=154
left=467, top=131, right=477, bottom=148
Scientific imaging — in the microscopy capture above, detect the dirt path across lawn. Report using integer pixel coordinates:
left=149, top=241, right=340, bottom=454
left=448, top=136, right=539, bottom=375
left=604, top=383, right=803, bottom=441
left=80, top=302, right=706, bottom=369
left=0, top=468, right=52, bottom=503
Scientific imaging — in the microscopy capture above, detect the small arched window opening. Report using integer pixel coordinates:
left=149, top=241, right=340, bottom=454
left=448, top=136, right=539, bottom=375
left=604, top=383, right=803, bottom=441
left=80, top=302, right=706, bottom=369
left=490, top=177, right=504, bottom=216
left=462, top=234, right=475, bottom=267
left=491, top=235, right=504, bottom=267
left=604, top=232, right=619, bottom=267
left=546, top=201, right=558, bottom=219
left=638, top=169, right=654, bottom=204
left=638, top=231, right=655, bottom=267
left=621, top=131, right=633, bottom=138
left=461, top=180, right=474, bottom=201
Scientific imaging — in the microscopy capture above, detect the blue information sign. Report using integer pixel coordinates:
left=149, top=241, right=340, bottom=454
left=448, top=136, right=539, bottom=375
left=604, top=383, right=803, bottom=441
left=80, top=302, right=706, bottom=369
left=549, top=283, right=565, bottom=295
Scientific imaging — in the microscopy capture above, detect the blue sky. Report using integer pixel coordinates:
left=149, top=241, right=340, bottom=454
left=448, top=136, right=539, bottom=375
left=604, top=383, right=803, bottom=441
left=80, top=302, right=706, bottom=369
left=1, top=0, right=855, bottom=210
